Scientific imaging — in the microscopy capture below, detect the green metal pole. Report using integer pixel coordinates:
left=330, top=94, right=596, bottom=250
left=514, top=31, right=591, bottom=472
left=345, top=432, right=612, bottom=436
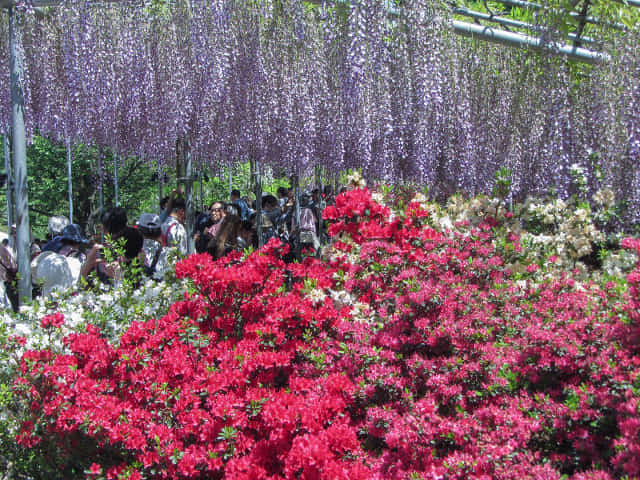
left=3, top=130, right=12, bottom=231
left=184, top=140, right=194, bottom=255
left=66, top=137, right=73, bottom=222
left=9, top=6, right=31, bottom=304
left=256, top=159, right=262, bottom=248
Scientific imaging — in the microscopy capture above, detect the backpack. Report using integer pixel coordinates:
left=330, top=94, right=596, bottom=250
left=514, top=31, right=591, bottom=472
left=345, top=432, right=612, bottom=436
left=143, top=246, right=163, bottom=278
left=300, top=208, right=316, bottom=232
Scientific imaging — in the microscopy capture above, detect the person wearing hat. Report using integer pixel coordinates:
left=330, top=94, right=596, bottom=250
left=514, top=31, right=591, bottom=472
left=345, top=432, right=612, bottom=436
left=41, top=215, right=71, bottom=253
left=31, top=224, right=88, bottom=299
left=137, top=213, right=169, bottom=281
left=57, top=224, right=90, bottom=263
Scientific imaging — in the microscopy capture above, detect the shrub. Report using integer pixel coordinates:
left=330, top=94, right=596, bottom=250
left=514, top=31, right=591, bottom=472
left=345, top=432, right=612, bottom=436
left=10, top=188, right=640, bottom=479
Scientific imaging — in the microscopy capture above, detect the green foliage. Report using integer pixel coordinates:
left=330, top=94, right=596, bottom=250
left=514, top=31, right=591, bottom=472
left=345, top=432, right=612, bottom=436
left=0, top=136, right=330, bottom=241
left=0, top=135, right=164, bottom=239
left=492, top=167, right=513, bottom=202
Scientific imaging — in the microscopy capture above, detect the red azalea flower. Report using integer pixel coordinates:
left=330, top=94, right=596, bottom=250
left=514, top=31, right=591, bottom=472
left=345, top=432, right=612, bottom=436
left=40, top=312, right=65, bottom=329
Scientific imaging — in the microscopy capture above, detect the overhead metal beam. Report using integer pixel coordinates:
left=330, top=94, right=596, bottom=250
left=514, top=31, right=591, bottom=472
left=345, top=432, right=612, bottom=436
left=487, top=0, right=628, bottom=28
left=453, top=7, right=595, bottom=44
left=453, top=20, right=610, bottom=63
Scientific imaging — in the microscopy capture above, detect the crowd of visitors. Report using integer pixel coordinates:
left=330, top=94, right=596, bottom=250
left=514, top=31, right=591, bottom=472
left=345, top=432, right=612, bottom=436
left=0, top=184, right=335, bottom=311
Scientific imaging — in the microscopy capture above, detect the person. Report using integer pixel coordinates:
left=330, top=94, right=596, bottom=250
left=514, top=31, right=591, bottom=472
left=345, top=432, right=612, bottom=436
left=41, top=215, right=70, bottom=253
left=0, top=242, right=17, bottom=310
left=81, top=226, right=144, bottom=287
left=240, top=219, right=256, bottom=250
left=311, top=188, right=320, bottom=207
left=309, top=188, right=323, bottom=233
left=277, top=186, right=289, bottom=209
left=298, top=193, right=320, bottom=251
left=230, top=189, right=250, bottom=221
left=137, top=213, right=169, bottom=281
left=195, top=211, right=213, bottom=236
left=159, top=188, right=184, bottom=223
left=206, top=201, right=226, bottom=237
left=161, top=197, right=188, bottom=256
left=323, top=185, right=335, bottom=206
left=262, top=195, right=281, bottom=226
left=226, top=203, right=240, bottom=217
left=100, top=206, right=128, bottom=239
left=159, top=195, right=170, bottom=222
left=57, top=224, right=89, bottom=263
left=31, top=224, right=88, bottom=299
left=258, top=195, right=280, bottom=244
left=206, top=214, right=244, bottom=259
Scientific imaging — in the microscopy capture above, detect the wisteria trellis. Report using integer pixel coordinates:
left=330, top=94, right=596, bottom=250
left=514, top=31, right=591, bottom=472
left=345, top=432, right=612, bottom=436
left=1, top=0, right=639, bottom=221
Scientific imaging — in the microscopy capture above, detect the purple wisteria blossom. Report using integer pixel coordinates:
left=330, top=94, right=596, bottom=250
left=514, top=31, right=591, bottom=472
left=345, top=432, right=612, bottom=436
left=0, top=0, right=638, bottom=222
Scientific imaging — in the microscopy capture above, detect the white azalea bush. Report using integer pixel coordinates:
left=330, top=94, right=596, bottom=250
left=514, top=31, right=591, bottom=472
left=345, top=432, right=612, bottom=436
left=6, top=277, right=185, bottom=348
left=0, top=271, right=187, bottom=477
left=405, top=186, right=634, bottom=282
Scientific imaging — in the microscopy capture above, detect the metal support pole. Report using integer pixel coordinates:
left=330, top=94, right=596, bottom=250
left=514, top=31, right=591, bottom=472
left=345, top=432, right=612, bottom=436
left=199, top=158, right=203, bottom=211
left=113, top=150, right=118, bottom=206
left=98, top=150, right=104, bottom=224
left=293, top=172, right=301, bottom=261
left=452, top=20, right=610, bottom=63
left=256, top=160, right=262, bottom=248
left=157, top=157, right=162, bottom=214
left=66, top=137, right=73, bottom=222
left=316, top=164, right=324, bottom=248
left=452, top=7, right=595, bottom=44
left=3, top=131, right=12, bottom=231
left=184, top=140, right=194, bottom=255
left=228, top=158, right=232, bottom=198
left=9, top=7, right=31, bottom=304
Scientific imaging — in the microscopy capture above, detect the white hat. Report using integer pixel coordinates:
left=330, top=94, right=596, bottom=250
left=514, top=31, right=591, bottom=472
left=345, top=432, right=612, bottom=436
left=48, top=216, right=70, bottom=237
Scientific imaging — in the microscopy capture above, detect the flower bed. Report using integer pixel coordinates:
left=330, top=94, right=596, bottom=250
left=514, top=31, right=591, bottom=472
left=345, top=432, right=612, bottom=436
left=6, top=188, right=640, bottom=479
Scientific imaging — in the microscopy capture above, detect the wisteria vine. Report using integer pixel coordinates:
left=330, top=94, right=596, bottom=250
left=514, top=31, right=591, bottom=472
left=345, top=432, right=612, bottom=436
left=0, top=0, right=638, bottom=221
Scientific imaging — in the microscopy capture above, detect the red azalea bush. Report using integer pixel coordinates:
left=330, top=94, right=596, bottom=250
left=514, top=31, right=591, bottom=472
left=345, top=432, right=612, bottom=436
left=12, top=188, right=640, bottom=480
